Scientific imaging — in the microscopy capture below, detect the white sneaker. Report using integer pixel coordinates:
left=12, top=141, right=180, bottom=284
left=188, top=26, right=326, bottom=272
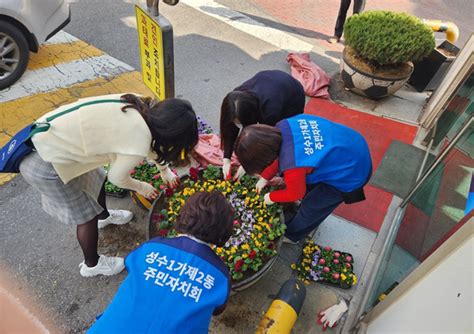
left=79, top=255, right=125, bottom=277
left=98, top=210, right=133, bottom=229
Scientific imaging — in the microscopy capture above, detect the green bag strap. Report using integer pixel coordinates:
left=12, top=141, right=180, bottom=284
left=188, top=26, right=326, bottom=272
left=26, top=99, right=126, bottom=141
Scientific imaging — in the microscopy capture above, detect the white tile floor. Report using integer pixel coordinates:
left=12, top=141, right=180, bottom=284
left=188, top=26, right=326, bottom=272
left=312, top=214, right=377, bottom=279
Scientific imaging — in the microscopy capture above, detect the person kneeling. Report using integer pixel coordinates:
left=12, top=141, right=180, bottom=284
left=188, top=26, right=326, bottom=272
left=88, top=191, right=234, bottom=334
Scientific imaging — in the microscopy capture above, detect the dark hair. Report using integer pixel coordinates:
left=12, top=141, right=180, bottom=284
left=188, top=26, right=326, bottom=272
left=120, top=94, right=198, bottom=165
left=234, top=124, right=282, bottom=175
left=219, top=91, right=261, bottom=158
left=175, top=191, right=234, bottom=247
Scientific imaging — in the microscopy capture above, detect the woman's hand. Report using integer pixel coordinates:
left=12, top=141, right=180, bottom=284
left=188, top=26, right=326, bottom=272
left=233, top=166, right=246, bottom=181
left=222, top=158, right=232, bottom=180
left=264, top=193, right=275, bottom=205
left=160, top=166, right=179, bottom=188
left=139, top=182, right=159, bottom=199
left=255, top=177, right=268, bottom=194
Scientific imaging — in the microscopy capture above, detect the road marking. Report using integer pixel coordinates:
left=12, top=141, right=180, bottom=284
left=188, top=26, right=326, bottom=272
left=0, top=29, right=151, bottom=186
left=0, top=71, right=149, bottom=186
left=0, top=55, right=134, bottom=103
left=28, top=40, right=104, bottom=70
left=0, top=71, right=148, bottom=140
left=43, top=31, right=79, bottom=45
left=181, top=0, right=314, bottom=53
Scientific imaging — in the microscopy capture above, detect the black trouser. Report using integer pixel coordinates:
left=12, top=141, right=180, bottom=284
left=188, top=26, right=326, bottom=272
left=334, top=0, right=366, bottom=38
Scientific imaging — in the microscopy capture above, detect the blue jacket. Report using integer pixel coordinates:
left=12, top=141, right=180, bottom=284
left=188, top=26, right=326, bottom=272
left=88, top=236, right=230, bottom=334
left=277, top=114, right=372, bottom=192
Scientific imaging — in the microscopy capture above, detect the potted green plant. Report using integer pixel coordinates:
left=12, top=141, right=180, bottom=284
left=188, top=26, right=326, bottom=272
left=340, top=11, right=435, bottom=99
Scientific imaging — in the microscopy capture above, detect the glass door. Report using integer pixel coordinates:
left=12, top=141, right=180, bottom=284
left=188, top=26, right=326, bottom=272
left=366, top=69, right=474, bottom=310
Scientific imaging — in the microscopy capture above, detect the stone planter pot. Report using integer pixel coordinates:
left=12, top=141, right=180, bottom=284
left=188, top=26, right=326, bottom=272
left=340, top=48, right=414, bottom=99
left=147, top=191, right=284, bottom=293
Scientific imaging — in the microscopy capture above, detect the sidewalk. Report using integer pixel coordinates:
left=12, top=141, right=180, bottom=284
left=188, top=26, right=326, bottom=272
left=249, top=0, right=472, bottom=50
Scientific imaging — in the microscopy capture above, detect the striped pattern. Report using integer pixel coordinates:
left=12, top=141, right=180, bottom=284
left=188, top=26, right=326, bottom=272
left=181, top=0, right=314, bottom=53
left=0, top=31, right=151, bottom=185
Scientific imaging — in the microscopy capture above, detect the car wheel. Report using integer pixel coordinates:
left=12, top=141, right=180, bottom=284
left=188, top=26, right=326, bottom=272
left=0, top=21, right=29, bottom=89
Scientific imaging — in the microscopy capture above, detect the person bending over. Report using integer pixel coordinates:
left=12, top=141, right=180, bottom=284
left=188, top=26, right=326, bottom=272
left=220, top=70, right=305, bottom=180
left=234, top=114, right=372, bottom=242
left=20, top=93, right=198, bottom=277
left=88, top=191, right=234, bottom=334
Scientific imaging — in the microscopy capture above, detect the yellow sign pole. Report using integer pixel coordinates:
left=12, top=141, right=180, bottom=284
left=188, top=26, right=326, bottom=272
left=135, top=3, right=176, bottom=99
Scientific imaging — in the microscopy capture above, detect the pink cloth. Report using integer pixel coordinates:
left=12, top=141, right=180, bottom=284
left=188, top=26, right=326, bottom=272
left=287, top=52, right=330, bottom=99
left=193, top=134, right=240, bottom=168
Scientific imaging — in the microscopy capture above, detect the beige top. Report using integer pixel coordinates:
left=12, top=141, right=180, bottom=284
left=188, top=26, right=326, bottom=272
left=32, top=94, right=159, bottom=195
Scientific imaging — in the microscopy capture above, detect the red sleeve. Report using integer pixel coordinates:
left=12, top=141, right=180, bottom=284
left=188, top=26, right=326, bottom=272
left=269, top=168, right=311, bottom=202
left=260, top=159, right=279, bottom=180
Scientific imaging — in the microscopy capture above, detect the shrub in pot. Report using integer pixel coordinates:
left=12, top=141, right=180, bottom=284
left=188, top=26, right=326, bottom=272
left=340, top=11, right=435, bottom=99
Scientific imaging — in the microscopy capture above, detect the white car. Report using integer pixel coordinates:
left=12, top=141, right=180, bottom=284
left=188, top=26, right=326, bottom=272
left=0, top=0, right=70, bottom=89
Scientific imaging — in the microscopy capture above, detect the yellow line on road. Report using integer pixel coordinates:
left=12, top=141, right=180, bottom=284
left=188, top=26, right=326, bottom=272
left=0, top=71, right=151, bottom=185
left=27, top=40, right=104, bottom=70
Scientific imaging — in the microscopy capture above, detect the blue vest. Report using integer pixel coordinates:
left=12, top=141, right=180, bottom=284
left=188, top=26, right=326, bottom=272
left=88, top=237, right=230, bottom=334
left=277, top=115, right=372, bottom=192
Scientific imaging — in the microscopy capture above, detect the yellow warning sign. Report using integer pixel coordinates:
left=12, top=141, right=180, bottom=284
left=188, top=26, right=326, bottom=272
left=135, top=5, right=166, bottom=100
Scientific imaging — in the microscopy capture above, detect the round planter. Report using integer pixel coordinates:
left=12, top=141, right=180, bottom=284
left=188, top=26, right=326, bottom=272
left=340, top=48, right=414, bottom=99
left=147, top=191, right=284, bottom=293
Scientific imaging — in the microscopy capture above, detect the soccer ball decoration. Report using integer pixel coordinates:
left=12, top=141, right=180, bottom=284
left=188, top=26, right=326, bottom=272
left=340, top=53, right=413, bottom=99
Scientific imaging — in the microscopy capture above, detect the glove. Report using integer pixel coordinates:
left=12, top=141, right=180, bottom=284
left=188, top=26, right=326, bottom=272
left=255, top=177, right=268, bottom=194
left=222, top=158, right=232, bottom=180
left=264, top=193, right=275, bottom=205
left=139, top=182, right=159, bottom=199
left=318, top=300, right=348, bottom=330
left=160, top=166, right=179, bottom=188
left=233, top=165, right=246, bottom=181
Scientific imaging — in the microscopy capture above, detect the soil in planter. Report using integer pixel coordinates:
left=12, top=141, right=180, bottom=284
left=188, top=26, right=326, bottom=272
left=345, top=46, right=413, bottom=79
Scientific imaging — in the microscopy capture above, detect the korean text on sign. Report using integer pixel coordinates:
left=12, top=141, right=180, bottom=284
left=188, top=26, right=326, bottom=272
left=135, top=6, right=166, bottom=100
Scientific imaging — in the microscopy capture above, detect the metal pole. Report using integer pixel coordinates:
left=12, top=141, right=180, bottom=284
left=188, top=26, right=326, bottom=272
left=146, top=0, right=159, bottom=16
left=401, top=116, right=473, bottom=207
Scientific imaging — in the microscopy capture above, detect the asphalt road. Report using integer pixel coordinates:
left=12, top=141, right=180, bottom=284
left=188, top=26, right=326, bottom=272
left=65, top=0, right=284, bottom=130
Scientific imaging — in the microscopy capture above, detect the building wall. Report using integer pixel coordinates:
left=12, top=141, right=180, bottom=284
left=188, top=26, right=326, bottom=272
left=367, top=236, right=473, bottom=333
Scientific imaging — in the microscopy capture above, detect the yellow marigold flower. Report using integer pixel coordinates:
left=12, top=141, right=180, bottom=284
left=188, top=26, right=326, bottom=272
left=241, top=244, right=250, bottom=250
left=242, top=254, right=248, bottom=259
left=341, top=274, right=347, bottom=281
left=258, top=233, right=263, bottom=239
left=291, top=263, right=297, bottom=269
